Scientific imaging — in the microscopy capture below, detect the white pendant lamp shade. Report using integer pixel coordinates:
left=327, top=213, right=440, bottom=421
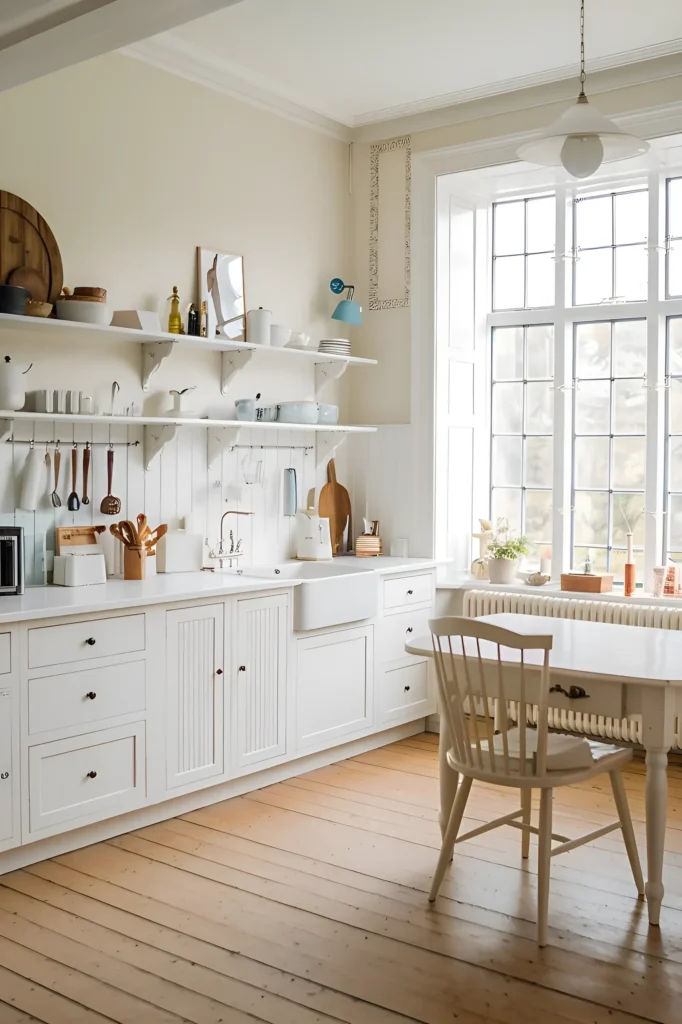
left=516, top=1, right=648, bottom=179
left=517, top=95, right=649, bottom=178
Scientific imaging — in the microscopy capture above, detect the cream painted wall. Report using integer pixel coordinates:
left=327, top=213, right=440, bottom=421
left=0, top=52, right=357, bottom=575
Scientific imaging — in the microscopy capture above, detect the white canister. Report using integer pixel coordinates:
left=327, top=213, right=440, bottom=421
left=247, top=307, right=271, bottom=346
left=0, top=356, right=29, bottom=411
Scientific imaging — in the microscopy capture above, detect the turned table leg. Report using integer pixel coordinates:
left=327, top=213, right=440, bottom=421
left=641, top=687, right=675, bottom=927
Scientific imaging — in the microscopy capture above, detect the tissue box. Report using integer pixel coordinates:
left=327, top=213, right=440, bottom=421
left=53, top=553, right=107, bottom=587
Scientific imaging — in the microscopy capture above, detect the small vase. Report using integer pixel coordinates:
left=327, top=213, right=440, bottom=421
left=487, top=557, right=518, bottom=585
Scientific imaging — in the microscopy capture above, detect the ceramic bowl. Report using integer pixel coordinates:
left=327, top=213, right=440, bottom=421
left=0, top=284, right=29, bottom=315
left=270, top=324, right=291, bottom=347
left=286, top=331, right=312, bottom=349
left=317, top=403, right=339, bottom=425
left=56, top=300, right=112, bottom=326
left=276, top=402, right=319, bottom=424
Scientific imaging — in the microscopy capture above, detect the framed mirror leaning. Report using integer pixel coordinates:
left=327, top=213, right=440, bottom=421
left=197, top=247, right=246, bottom=341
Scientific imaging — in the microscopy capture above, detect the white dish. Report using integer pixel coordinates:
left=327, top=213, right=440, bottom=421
left=276, top=402, right=319, bottom=425
left=56, top=301, right=112, bottom=326
left=270, top=324, right=291, bottom=347
left=317, top=403, right=339, bottom=425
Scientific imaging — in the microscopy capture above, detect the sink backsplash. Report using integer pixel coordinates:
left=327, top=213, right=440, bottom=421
left=0, top=420, right=321, bottom=584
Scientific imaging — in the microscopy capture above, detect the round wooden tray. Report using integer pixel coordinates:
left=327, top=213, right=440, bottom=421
left=0, top=191, right=63, bottom=304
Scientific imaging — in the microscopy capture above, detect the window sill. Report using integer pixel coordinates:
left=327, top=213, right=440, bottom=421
left=437, top=569, right=682, bottom=608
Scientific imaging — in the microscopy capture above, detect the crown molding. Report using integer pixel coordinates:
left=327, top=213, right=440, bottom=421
left=122, top=35, right=352, bottom=142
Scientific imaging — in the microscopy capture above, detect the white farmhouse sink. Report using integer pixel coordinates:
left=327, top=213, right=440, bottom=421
left=233, top=561, right=378, bottom=631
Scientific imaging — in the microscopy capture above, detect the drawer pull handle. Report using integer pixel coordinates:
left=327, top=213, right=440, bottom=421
left=407, top=589, right=414, bottom=595
left=216, top=668, right=223, bottom=675
left=85, top=691, right=97, bottom=700
left=239, top=665, right=246, bottom=672
left=549, top=683, right=589, bottom=700
left=86, top=770, right=97, bottom=779
left=404, top=685, right=411, bottom=692
left=406, top=627, right=413, bottom=633
left=85, top=637, right=97, bottom=646
left=0, top=771, right=8, bottom=780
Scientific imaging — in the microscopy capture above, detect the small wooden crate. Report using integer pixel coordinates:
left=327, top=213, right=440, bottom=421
left=355, top=535, right=383, bottom=557
left=560, top=572, right=614, bottom=594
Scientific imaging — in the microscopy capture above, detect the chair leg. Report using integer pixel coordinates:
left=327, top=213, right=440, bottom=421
left=521, top=789, right=531, bottom=860
left=428, top=776, right=473, bottom=903
left=609, top=768, right=645, bottom=897
left=537, top=788, right=553, bottom=947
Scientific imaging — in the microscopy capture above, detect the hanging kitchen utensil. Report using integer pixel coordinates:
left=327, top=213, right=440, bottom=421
left=18, top=443, right=43, bottom=511
left=81, top=444, right=90, bottom=504
left=67, top=444, right=80, bottom=511
left=318, top=458, right=351, bottom=556
left=283, top=467, right=297, bottom=516
left=100, top=447, right=121, bottom=515
left=51, top=447, right=61, bottom=507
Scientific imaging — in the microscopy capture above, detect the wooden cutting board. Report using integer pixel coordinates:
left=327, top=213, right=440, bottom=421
left=0, top=191, right=63, bottom=303
left=318, top=458, right=351, bottom=556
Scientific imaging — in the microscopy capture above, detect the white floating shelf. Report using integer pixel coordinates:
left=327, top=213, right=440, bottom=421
left=0, top=313, right=377, bottom=392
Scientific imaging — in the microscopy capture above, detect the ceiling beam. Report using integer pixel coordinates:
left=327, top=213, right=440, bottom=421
left=0, top=0, right=244, bottom=93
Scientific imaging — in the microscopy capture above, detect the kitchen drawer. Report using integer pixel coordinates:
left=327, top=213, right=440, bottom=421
left=0, top=632, right=10, bottom=675
left=28, top=722, right=145, bottom=834
left=383, top=573, right=434, bottom=613
left=28, top=613, right=145, bottom=670
left=378, top=609, right=430, bottom=665
left=379, top=661, right=431, bottom=721
left=28, top=660, right=146, bottom=736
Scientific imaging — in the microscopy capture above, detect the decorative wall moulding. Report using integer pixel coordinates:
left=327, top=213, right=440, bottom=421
left=369, top=136, right=411, bottom=311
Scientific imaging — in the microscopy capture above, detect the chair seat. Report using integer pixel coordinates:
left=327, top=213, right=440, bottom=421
left=446, top=729, right=632, bottom=787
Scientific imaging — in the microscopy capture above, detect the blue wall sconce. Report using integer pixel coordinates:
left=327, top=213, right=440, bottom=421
left=330, top=278, right=362, bottom=326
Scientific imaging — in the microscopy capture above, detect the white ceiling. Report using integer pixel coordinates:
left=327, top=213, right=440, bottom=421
left=160, top=0, right=682, bottom=127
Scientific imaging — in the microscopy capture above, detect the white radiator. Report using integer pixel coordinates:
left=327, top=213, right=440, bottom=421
left=463, top=590, right=682, bottom=748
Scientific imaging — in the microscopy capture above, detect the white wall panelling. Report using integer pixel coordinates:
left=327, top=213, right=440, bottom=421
left=165, top=603, right=224, bottom=789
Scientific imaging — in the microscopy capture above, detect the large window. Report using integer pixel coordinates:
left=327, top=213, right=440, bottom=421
left=485, top=176, right=682, bottom=585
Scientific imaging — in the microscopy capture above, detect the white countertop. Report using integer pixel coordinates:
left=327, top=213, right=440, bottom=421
left=0, top=558, right=437, bottom=625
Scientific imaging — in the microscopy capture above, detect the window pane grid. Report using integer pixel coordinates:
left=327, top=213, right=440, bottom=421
left=571, top=319, right=646, bottom=577
left=490, top=325, right=553, bottom=547
left=666, top=177, right=682, bottom=298
left=664, top=316, right=682, bottom=556
left=573, top=188, right=648, bottom=306
left=492, top=196, right=555, bottom=311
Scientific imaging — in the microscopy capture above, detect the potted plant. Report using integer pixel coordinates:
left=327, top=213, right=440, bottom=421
left=486, top=520, right=530, bottom=585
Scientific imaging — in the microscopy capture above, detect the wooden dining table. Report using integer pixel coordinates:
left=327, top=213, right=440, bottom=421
left=406, top=611, right=682, bottom=927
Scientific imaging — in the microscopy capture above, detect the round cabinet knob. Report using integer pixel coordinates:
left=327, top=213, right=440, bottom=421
left=85, top=691, right=97, bottom=700
left=407, top=589, right=414, bottom=595
left=86, top=770, right=97, bottom=779
left=85, top=637, right=97, bottom=646
left=216, top=668, right=223, bottom=675
left=239, top=665, right=246, bottom=672
left=0, top=771, right=8, bottom=780
left=404, top=685, right=411, bottom=692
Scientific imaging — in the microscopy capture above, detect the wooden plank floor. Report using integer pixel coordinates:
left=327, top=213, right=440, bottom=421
left=1, top=733, right=682, bottom=1024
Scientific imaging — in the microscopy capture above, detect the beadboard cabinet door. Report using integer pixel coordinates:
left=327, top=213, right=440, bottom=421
left=166, top=603, right=224, bottom=790
left=0, top=688, right=15, bottom=849
left=234, top=594, right=288, bottom=769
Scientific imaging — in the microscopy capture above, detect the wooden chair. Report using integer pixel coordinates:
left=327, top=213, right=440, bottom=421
left=428, top=615, right=644, bottom=945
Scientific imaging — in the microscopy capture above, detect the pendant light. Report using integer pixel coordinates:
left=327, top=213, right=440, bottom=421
left=517, top=0, right=649, bottom=178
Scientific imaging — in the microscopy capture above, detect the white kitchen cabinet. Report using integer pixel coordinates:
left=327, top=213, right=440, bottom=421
left=234, top=594, right=287, bottom=769
left=0, top=688, right=15, bottom=848
left=378, top=661, right=433, bottom=724
left=166, top=604, right=224, bottom=790
left=296, top=625, right=373, bottom=750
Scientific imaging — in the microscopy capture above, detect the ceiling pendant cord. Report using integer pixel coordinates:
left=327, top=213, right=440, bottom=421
left=578, top=0, right=587, bottom=102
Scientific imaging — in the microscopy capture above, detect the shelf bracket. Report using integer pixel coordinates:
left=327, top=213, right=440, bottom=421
left=0, top=419, right=11, bottom=443
left=221, top=349, right=254, bottom=394
left=315, top=430, right=349, bottom=467
left=144, top=423, right=177, bottom=471
left=141, top=340, right=175, bottom=392
left=207, top=425, right=241, bottom=468
left=315, top=358, right=349, bottom=394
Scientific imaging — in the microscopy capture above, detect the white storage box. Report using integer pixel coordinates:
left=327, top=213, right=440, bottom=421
left=53, top=553, right=107, bottom=587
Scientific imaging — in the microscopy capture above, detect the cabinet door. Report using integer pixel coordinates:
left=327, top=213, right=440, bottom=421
left=166, top=604, right=224, bottom=790
left=0, top=688, right=15, bottom=847
left=296, top=625, right=373, bottom=750
left=235, top=594, right=287, bottom=769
